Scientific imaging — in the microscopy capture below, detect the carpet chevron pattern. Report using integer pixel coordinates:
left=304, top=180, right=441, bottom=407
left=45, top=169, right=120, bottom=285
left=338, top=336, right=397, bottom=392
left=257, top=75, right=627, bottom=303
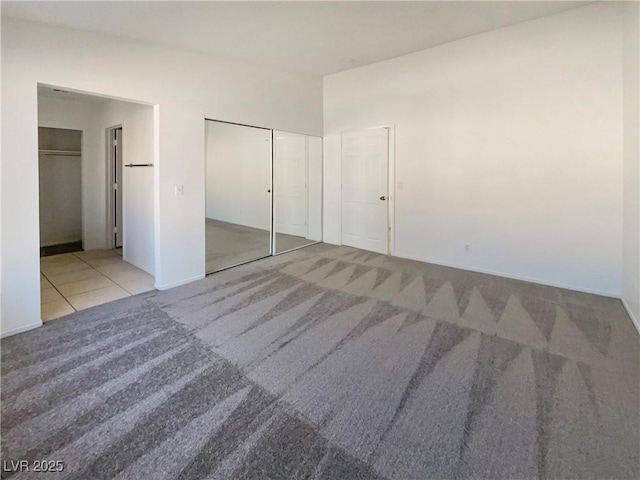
left=2, top=244, right=639, bottom=479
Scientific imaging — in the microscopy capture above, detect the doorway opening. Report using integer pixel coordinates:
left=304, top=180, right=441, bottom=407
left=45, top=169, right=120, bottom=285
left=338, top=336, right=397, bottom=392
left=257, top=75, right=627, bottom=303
left=38, top=127, right=83, bottom=257
left=37, top=84, right=156, bottom=323
left=108, top=126, right=123, bottom=249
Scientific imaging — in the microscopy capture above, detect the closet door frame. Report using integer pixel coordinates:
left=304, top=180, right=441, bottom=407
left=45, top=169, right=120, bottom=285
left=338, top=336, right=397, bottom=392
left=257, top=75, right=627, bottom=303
left=203, top=119, right=324, bottom=276
left=204, top=118, right=274, bottom=273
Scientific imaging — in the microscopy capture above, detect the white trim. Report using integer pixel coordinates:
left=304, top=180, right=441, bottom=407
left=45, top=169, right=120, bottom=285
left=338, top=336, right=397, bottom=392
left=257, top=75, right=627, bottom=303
left=393, top=251, right=620, bottom=298
left=319, top=135, right=324, bottom=243
left=152, top=105, right=161, bottom=288
left=622, top=298, right=640, bottom=335
left=306, top=136, right=310, bottom=240
left=387, top=125, right=396, bottom=256
left=1, top=321, right=42, bottom=338
left=270, top=130, right=275, bottom=256
left=80, top=130, right=86, bottom=252
left=155, top=274, right=205, bottom=291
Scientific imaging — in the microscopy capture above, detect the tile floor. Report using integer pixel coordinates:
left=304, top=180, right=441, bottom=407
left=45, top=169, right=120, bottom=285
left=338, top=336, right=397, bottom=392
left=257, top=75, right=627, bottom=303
left=40, top=249, right=155, bottom=322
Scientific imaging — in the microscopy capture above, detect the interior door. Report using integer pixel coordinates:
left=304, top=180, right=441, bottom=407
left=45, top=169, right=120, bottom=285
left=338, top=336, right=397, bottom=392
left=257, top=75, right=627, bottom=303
left=341, top=127, right=389, bottom=254
left=114, top=127, right=123, bottom=248
left=275, top=132, right=307, bottom=237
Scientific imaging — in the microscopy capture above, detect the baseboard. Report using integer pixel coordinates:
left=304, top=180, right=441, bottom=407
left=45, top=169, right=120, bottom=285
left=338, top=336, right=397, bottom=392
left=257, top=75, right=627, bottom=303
left=622, top=298, right=640, bottom=335
left=327, top=242, right=619, bottom=297
left=155, top=274, right=205, bottom=291
left=391, top=251, right=620, bottom=298
left=41, top=239, right=82, bottom=248
left=1, top=321, right=42, bottom=339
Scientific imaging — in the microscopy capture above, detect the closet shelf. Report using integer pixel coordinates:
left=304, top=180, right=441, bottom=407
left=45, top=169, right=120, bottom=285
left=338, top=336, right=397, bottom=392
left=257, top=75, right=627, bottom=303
left=39, top=149, right=81, bottom=156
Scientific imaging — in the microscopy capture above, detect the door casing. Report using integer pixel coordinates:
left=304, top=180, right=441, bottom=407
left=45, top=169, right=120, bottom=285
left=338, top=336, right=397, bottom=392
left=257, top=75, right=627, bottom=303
left=106, top=125, right=123, bottom=249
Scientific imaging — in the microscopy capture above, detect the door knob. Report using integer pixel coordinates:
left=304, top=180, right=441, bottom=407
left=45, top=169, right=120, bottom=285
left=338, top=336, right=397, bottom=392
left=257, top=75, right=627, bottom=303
left=380, top=196, right=386, bottom=201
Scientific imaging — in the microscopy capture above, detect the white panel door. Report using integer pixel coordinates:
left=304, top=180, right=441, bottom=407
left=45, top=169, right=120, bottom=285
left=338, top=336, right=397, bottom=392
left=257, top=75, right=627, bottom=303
left=275, top=132, right=307, bottom=237
left=341, top=127, right=389, bottom=254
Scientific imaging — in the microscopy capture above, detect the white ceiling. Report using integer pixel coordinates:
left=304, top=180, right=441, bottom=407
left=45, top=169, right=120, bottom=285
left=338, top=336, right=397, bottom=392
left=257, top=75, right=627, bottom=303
left=4, top=1, right=592, bottom=76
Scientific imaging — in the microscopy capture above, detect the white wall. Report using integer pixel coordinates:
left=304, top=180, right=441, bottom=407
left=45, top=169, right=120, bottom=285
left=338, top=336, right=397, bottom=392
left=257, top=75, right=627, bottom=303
left=622, top=1, right=640, bottom=327
left=101, top=101, right=155, bottom=275
left=1, top=18, right=322, bottom=336
left=205, top=121, right=272, bottom=231
left=324, top=3, right=624, bottom=296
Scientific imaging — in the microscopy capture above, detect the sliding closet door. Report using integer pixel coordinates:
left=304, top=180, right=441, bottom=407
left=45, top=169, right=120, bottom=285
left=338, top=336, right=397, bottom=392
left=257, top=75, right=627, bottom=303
left=274, top=131, right=322, bottom=254
left=205, top=120, right=272, bottom=273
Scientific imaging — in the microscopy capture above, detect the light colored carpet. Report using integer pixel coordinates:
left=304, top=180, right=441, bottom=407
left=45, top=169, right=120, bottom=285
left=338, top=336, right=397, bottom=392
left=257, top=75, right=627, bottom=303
left=205, top=218, right=313, bottom=273
left=2, top=244, right=639, bottom=479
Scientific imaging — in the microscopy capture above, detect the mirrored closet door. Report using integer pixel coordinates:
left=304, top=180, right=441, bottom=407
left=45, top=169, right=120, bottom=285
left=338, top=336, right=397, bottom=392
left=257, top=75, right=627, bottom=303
left=205, top=121, right=322, bottom=274
left=205, top=120, right=272, bottom=273
left=273, top=132, right=322, bottom=254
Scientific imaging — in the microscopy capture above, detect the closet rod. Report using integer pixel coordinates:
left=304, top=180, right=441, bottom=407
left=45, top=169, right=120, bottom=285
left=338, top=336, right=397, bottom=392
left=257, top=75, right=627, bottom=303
left=39, top=149, right=81, bottom=156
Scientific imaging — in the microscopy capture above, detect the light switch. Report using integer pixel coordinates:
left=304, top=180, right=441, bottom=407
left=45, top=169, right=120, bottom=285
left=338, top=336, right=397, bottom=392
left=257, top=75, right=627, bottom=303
left=175, top=185, right=184, bottom=195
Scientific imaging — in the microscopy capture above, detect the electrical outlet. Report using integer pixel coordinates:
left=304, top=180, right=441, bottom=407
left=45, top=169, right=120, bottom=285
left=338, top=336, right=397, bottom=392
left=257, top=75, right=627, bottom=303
left=465, top=244, right=472, bottom=254
left=175, top=185, right=184, bottom=196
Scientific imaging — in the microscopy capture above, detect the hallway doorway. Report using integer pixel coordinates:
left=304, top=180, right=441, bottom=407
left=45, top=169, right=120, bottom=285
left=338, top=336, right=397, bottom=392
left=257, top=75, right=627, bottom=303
left=108, top=126, right=124, bottom=249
